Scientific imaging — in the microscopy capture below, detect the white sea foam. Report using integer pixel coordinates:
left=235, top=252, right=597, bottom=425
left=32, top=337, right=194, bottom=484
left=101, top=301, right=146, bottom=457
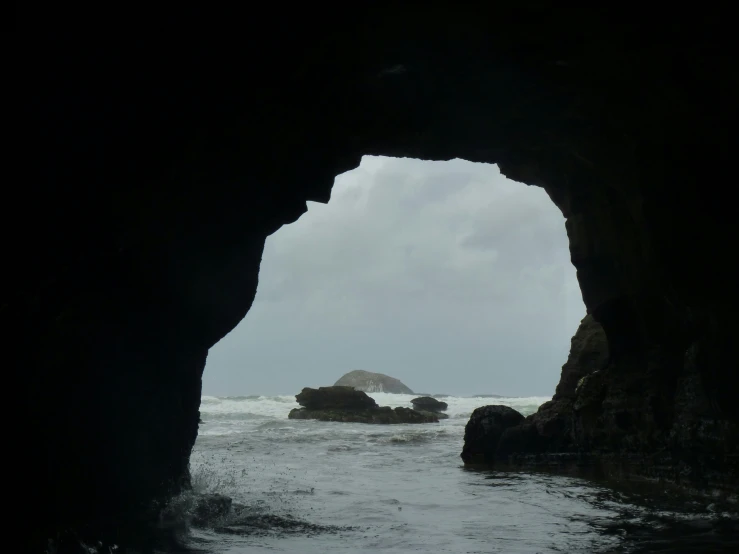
left=200, top=395, right=299, bottom=418
left=364, top=392, right=550, bottom=419
left=198, top=392, right=549, bottom=437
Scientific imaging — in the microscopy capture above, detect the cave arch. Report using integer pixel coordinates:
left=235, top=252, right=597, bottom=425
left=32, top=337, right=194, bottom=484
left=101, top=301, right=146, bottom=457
left=10, top=7, right=739, bottom=549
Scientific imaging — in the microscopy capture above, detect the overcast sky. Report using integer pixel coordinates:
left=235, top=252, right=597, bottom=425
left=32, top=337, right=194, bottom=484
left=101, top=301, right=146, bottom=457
left=202, top=156, right=585, bottom=397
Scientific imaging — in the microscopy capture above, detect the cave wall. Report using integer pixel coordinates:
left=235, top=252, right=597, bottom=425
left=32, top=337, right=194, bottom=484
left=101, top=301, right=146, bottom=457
left=9, top=6, right=739, bottom=548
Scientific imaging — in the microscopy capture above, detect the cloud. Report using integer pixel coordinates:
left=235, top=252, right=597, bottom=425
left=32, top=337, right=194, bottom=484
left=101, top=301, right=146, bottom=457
left=203, top=156, right=585, bottom=396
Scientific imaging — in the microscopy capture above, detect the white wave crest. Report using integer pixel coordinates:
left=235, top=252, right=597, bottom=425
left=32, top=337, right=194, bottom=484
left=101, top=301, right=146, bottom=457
left=199, top=392, right=549, bottom=423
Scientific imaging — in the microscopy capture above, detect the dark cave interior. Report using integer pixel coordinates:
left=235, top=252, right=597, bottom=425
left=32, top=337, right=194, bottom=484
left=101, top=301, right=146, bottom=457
left=6, top=6, right=739, bottom=550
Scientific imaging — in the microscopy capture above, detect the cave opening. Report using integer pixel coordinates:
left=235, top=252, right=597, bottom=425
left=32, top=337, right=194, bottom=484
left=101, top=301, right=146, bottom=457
left=186, top=156, right=595, bottom=549
left=202, top=155, right=584, bottom=398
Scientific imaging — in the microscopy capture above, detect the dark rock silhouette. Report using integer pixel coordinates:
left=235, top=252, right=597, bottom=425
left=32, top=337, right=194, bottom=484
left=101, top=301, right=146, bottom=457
left=289, top=386, right=437, bottom=424
left=461, top=406, right=526, bottom=464
left=296, top=386, right=378, bottom=410
left=462, top=316, right=739, bottom=494
left=334, top=370, right=414, bottom=394
left=411, top=396, right=448, bottom=412
left=493, top=314, right=610, bottom=456
left=410, top=396, right=451, bottom=420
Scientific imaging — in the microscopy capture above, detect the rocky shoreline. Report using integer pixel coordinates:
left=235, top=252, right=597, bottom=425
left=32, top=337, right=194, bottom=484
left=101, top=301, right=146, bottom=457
left=460, top=315, right=739, bottom=494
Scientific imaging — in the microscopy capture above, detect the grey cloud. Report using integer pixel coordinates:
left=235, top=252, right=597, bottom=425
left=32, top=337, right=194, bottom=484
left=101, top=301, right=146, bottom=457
left=203, top=156, right=585, bottom=397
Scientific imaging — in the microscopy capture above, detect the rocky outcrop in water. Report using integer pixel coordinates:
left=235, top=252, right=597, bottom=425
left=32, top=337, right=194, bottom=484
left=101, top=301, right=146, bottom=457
left=461, top=406, right=526, bottom=464
left=493, top=314, right=610, bottom=455
left=411, top=396, right=449, bottom=420
left=12, top=8, right=739, bottom=551
left=296, top=386, right=377, bottom=411
left=288, top=387, right=437, bottom=424
left=334, top=370, right=414, bottom=394
left=409, top=397, right=450, bottom=419
left=462, top=315, right=739, bottom=493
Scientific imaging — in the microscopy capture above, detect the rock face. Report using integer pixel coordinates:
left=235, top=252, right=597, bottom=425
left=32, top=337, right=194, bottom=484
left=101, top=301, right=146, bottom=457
left=411, top=397, right=448, bottom=412
left=411, top=397, right=450, bottom=419
left=464, top=315, right=739, bottom=493
left=334, top=370, right=414, bottom=394
left=288, top=386, right=437, bottom=424
left=461, top=406, right=526, bottom=464
left=10, top=8, right=739, bottom=550
left=295, top=386, right=378, bottom=410
left=461, top=317, right=608, bottom=464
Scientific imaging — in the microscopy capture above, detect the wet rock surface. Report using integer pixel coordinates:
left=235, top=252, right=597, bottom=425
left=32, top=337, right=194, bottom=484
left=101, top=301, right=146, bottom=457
left=192, top=493, right=233, bottom=526
left=463, top=315, right=739, bottom=493
left=289, top=387, right=437, bottom=424
left=295, top=386, right=378, bottom=411
left=411, top=396, right=448, bottom=412
left=214, top=511, right=348, bottom=537
left=461, top=405, right=526, bottom=464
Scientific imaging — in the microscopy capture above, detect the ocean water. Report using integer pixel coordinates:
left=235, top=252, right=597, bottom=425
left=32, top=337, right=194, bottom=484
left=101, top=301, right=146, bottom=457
left=183, top=393, right=739, bottom=553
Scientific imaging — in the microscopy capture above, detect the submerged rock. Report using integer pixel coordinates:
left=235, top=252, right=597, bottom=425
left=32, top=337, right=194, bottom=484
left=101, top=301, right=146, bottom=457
left=215, top=510, right=347, bottom=537
left=411, top=396, right=448, bottom=413
left=289, top=386, right=437, bottom=424
left=192, top=493, right=233, bottom=526
left=460, top=405, right=526, bottom=464
left=334, top=370, right=414, bottom=394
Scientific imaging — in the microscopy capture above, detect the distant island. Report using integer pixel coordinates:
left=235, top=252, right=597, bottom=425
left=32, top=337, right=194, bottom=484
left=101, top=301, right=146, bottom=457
left=334, top=370, right=414, bottom=394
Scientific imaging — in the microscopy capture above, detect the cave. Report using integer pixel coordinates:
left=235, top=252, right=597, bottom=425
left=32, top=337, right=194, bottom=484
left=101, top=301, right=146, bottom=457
left=10, top=7, right=739, bottom=551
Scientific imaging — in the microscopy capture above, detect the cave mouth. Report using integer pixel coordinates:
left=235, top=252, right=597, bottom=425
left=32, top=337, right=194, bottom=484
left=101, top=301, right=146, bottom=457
left=184, top=155, right=603, bottom=550
left=202, top=155, right=584, bottom=400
